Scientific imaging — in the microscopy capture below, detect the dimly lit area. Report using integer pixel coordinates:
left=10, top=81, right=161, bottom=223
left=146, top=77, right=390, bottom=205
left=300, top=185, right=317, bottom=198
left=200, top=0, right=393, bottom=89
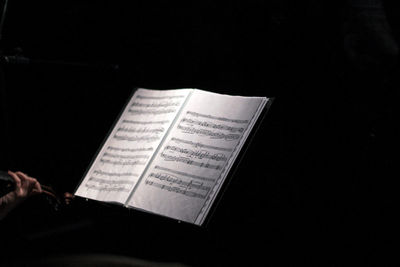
left=1, top=1, right=400, bottom=266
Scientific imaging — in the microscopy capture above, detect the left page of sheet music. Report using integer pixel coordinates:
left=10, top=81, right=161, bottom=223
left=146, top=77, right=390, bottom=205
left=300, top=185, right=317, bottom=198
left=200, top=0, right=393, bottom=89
left=75, top=88, right=193, bottom=204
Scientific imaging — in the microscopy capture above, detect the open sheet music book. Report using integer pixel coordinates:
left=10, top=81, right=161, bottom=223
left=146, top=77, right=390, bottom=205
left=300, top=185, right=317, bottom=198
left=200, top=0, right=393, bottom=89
left=75, top=88, right=271, bottom=225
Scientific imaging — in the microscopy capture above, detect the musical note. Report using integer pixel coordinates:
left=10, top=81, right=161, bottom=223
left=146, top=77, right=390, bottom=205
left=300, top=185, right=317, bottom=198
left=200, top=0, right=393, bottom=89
left=93, top=170, right=138, bottom=177
left=131, top=101, right=180, bottom=108
left=85, top=184, right=130, bottom=193
left=144, top=180, right=207, bottom=199
left=88, top=177, right=135, bottom=185
left=177, top=125, right=240, bottom=140
left=180, top=118, right=244, bottom=133
left=117, top=126, right=165, bottom=134
left=128, top=109, right=176, bottom=115
left=160, top=153, right=222, bottom=170
left=154, top=166, right=216, bottom=182
left=164, top=145, right=227, bottom=162
left=103, top=153, right=149, bottom=159
left=122, top=120, right=169, bottom=125
left=148, top=172, right=211, bottom=192
left=136, top=94, right=186, bottom=100
left=107, top=146, right=153, bottom=153
left=170, top=138, right=233, bottom=152
left=186, top=111, right=249, bottom=124
left=113, top=134, right=159, bottom=142
left=75, top=88, right=194, bottom=203
left=100, top=159, right=146, bottom=166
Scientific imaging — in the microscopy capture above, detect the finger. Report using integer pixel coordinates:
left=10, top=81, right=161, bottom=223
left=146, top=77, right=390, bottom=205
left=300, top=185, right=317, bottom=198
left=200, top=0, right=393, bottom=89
left=63, top=192, right=75, bottom=205
left=42, top=185, right=56, bottom=194
left=16, top=172, right=41, bottom=193
left=15, top=171, right=29, bottom=181
left=34, top=180, right=42, bottom=193
left=15, top=171, right=29, bottom=188
left=31, top=188, right=44, bottom=196
left=64, top=192, right=75, bottom=199
left=26, top=177, right=40, bottom=195
left=8, top=170, right=21, bottom=188
left=27, top=176, right=42, bottom=193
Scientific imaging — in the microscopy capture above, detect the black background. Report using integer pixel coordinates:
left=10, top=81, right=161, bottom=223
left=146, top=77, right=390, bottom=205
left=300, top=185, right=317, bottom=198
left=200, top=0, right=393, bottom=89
left=1, top=1, right=400, bottom=266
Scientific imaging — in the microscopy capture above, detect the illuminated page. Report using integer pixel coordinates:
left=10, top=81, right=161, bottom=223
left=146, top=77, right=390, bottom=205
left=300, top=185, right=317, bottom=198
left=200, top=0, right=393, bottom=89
left=128, top=89, right=268, bottom=225
left=75, top=88, right=193, bottom=203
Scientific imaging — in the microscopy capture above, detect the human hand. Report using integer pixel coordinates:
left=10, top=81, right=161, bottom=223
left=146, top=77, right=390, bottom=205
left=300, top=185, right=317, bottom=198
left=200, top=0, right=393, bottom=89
left=0, top=171, right=42, bottom=220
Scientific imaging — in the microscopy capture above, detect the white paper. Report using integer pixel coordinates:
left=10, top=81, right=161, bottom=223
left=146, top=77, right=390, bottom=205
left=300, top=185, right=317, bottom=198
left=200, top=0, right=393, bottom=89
left=75, top=88, right=192, bottom=203
left=128, top=90, right=268, bottom=224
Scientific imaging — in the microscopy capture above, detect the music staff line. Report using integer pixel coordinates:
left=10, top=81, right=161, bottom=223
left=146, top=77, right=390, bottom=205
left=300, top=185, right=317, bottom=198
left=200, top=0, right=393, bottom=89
left=85, top=184, right=130, bottom=193
left=154, top=166, right=216, bottom=182
left=144, top=180, right=207, bottom=199
left=94, top=170, right=139, bottom=177
left=131, top=101, right=180, bottom=108
left=160, top=153, right=222, bottom=170
left=122, top=120, right=169, bottom=125
left=170, top=138, right=233, bottom=152
left=181, top=118, right=244, bottom=133
left=100, top=159, right=146, bottom=166
left=186, top=111, right=249, bottom=124
left=177, top=125, right=240, bottom=141
left=164, top=145, right=227, bottom=162
left=88, top=177, right=136, bottom=185
left=107, top=146, right=153, bottom=153
left=114, top=134, right=159, bottom=142
left=117, top=126, right=165, bottom=134
left=128, top=109, right=176, bottom=115
left=103, top=153, right=149, bottom=159
left=136, top=95, right=186, bottom=100
left=149, top=172, right=211, bottom=192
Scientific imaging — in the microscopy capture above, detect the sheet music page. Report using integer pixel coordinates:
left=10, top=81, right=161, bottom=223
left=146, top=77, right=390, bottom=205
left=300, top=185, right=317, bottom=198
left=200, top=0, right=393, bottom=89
left=128, top=89, right=268, bottom=224
left=75, top=88, right=193, bottom=203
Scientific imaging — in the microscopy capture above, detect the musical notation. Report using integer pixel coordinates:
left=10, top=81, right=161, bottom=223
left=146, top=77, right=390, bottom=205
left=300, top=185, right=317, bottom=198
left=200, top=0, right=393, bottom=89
left=78, top=89, right=188, bottom=199
left=164, top=145, right=227, bottom=162
left=122, top=120, right=169, bottom=125
left=160, top=152, right=222, bottom=170
left=103, top=153, right=149, bottom=159
left=149, top=172, right=211, bottom=192
left=144, top=180, right=207, bottom=199
left=131, top=101, right=180, bottom=108
left=85, top=173, right=135, bottom=193
left=84, top=184, right=130, bottom=193
left=154, top=166, right=216, bottom=182
left=88, top=177, right=135, bottom=185
left=74, top=87, right=268, bottom=225
left=128, top=109, right=176, bottom=115
left=113, top=134, right=159, bottom=142
left=93, top=170, right=138, bottom=177
left=177, top=125, right=240, bottom=141
left=170, top=138, right=233, bottom=152
left=100, top=159, right=146, bottom=166
left=181, top=118, right=244, bottom=133
left=107, top=146, right=153, bottom=153
left=117, top=126, right=165, bottom=134
left=136, top=94, right=186, bottom=100
left=186, top=111, right=249, bottom=124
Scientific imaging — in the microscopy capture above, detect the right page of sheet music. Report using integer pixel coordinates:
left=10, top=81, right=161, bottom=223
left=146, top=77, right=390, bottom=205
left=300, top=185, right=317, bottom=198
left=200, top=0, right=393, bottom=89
left=127, top=89, right=268, bottom=225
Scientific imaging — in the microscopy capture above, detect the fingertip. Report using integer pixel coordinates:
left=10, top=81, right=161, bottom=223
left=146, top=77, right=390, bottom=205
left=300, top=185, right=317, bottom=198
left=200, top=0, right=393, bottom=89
left=32, top=189, right=42, bottom=195
left=7, top=171, right=21, bottom=185
left=15, top=171, right=26, bottom=178
left=35, top=181, right=43, bottom=193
